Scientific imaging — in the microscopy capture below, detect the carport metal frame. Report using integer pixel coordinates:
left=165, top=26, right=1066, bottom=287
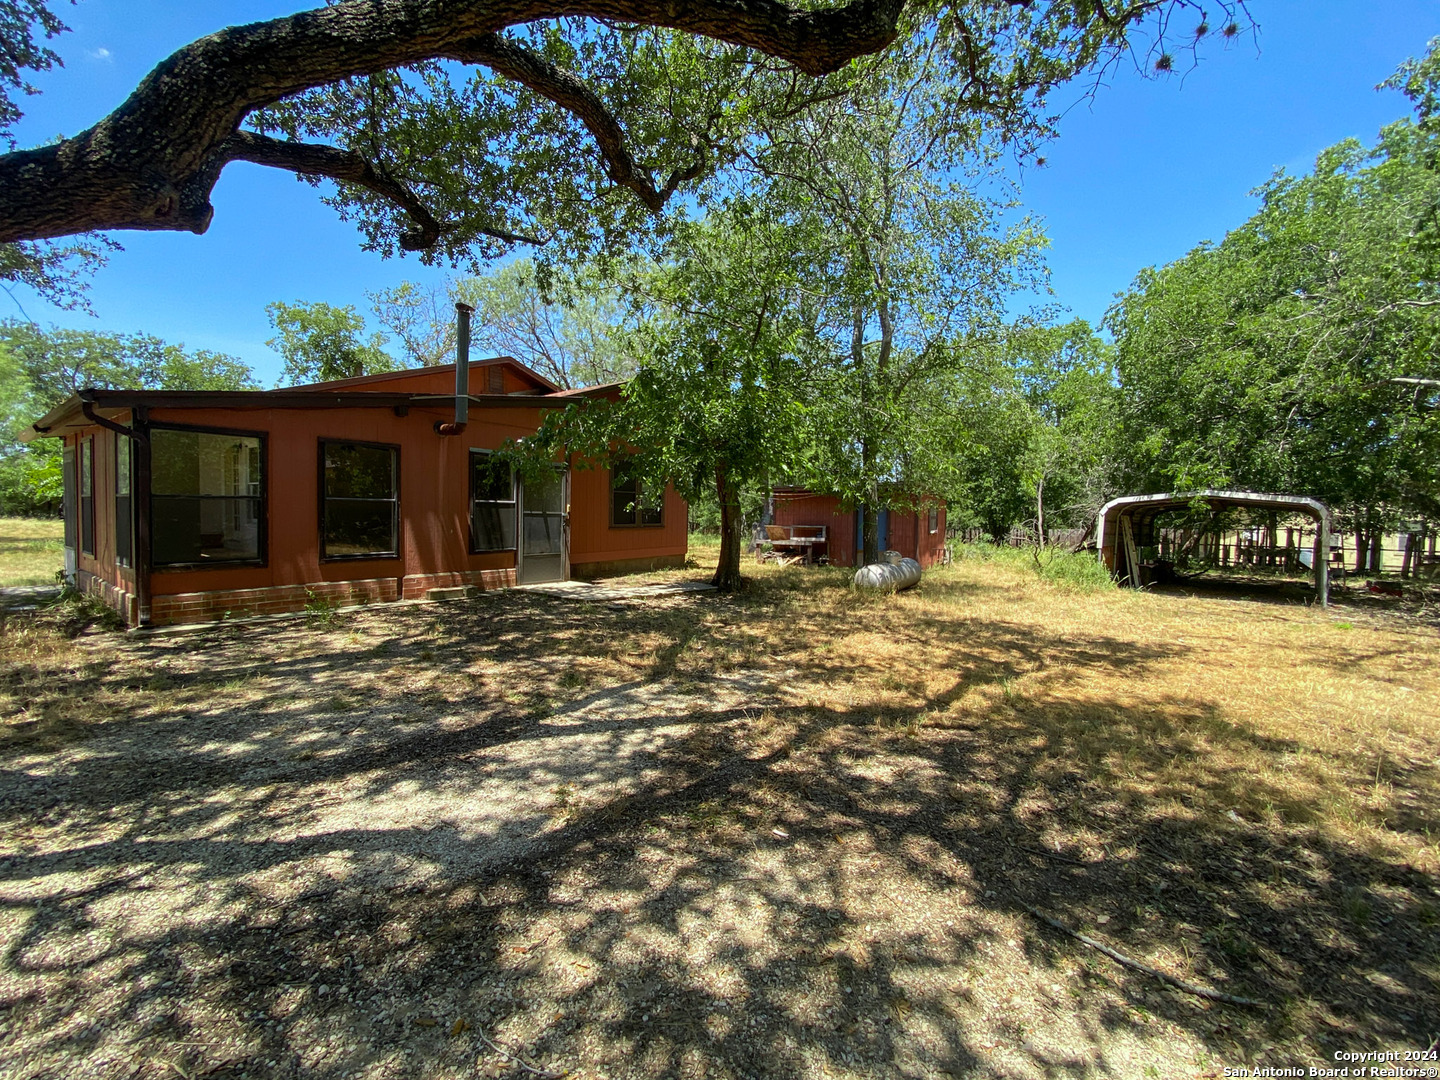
left=1097, top=490, right=1331, bottom=607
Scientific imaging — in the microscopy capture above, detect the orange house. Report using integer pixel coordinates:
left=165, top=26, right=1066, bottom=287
left=771, top=488, right=948, bottom=568
left=26, top=359, right=687, bottom=627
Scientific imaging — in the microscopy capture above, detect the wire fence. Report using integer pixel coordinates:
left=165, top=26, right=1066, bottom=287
left=951, top=523, right=1440, bottom=580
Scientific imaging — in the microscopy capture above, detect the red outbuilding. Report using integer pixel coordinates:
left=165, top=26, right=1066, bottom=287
left=770, top=488, right=948, bottom=568
left=26, top=357, right=687, bottom=627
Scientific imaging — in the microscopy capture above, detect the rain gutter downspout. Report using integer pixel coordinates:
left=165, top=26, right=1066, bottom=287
left=435, top=302, right=473, bottom=436
left=80, top=398, right=153, bottom=627
left=81, top=399, right=146, bottom=445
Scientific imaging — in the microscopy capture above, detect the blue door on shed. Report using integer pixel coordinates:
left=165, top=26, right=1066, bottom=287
left=853, top=508, right=889, bottom=564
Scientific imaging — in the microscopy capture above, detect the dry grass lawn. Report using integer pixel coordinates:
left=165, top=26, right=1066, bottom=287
left=0, top=517, right=63, bottom=587
left=0, top=543, right=1436, bottom=1080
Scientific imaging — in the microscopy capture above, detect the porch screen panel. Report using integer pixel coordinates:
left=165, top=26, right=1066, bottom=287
left=322, top=442, right=398, bottom=558
left=522, top=467, right=564, bottom=555
left=470, top=453, right=516, bottom=552
left=79, top=438, right=94, bottom=555
left=151, top=429, right=264, bottom=566
left=115, top=435, right=132, bottom=567
left=62, top=445, right=76, bottom=551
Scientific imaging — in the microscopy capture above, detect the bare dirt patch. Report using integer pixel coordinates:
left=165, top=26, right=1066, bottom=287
left=0, top=556, right=1436, bottom=1079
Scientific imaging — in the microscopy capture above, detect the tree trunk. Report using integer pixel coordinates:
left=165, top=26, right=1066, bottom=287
left=1354, top=530, right=1367, bottom=574
left=712, top=464, right=744, bottom=592
left=858, top=432, right=880, bottom=565
left=0, top=0, right=904, bottom=245
left=1035, top=475, right=1046, bottom=547
left=860, top=500, right=881, bottom=565
left=1370, top=531, right=1384, bottom=575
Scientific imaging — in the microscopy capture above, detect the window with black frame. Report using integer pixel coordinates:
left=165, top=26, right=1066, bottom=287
left=115, top=434, right=132, bottom=567
left=610, top=465, right=663, bottom=528
left=151, top=428, right=264, bottom=566
left=321, top=441, right=399, bottom=559
left=79, top=437, right=94, bottom=555
left=470, top=452, right=516, bottom=552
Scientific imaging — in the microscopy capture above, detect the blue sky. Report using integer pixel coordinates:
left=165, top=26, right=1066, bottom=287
left=7, top=2, right=1440, bottom=384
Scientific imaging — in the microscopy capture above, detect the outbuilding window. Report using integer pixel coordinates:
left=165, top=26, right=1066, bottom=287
left=321, top=441, right=399, bottom=559
left=115, top=434, right=132, bottom=567
left=470, top=452, right=517, bottom=552
left=610, top=466, right=663, bottom=528
left=151, top=427, right=264, bottom=567
left=928, top=506, right=939, bottom=534
left=78, top=437, right=95, bottom=555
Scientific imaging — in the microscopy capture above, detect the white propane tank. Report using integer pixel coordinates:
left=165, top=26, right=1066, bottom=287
left=853, top=556, right=922, bottom=592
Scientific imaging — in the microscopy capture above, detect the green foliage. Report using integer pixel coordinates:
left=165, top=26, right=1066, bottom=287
left=266, top=300, right=400, bottom=386
left=946, top=320, right=1118, bottom=541
left=0, top=236, right=116, bottom=312
left=0, top=318, right=258, bottom=398
left=1106, top=45, right=1440, bottom=535
left=304, top=587, right=343, bottom=627
left=743, top=40, right=1049, bottom=540
left=370, top=260, right=642, bottom=387
left=0, top=319, right=256, bottom=513
left=525, top=202, right=822, bottom=589
left=235, top=4, right=1248, bottom=272
left=48, top=580, right=126, bottom=636
left=0, top=0, right=69, bottom=145
left=1034, top=547, right=1115, bottom=591
left=955, top=541, right=1113, bottom=592
left=457, top=260, right=640, bottom=389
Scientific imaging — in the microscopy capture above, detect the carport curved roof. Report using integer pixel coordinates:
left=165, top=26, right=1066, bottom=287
left=1097, top=489, right=1331, bottom=553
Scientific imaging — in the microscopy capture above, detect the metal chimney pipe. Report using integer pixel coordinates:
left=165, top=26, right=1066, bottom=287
left=435, top=301, right=474, bottom=435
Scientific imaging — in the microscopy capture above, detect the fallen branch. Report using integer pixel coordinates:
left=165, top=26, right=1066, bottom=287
left=477, top=1027, right=568, bottom=1079
left=1019, top=845, right=1091, bottom=867
left=1023, top=906, right=1266, bottom=1008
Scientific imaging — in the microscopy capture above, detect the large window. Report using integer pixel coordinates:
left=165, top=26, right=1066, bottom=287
left=321, top=441, right=399, bottom=559
left=115, top=435, right=133, bottom=567
left=151, top=427, right=264, bottom=567
left=470, top=452, right=516, bottom=552
left=78, top=438, right=95, bottom=555
left=610, top=466, right=663, bottom=528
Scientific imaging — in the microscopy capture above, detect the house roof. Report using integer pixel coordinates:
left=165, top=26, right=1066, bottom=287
left=23, top=362, right=616, bottom=442
left=282, top=356, right=561, bottom=394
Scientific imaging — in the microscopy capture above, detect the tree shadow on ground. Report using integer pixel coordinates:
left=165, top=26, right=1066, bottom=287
left=0, top=586, right=1435, bottom=1079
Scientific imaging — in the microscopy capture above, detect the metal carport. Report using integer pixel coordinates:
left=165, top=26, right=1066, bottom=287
left=1097, top=490, right=1332, bottom=606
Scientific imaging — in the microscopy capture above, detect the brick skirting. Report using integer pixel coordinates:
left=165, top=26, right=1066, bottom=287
left=143, top=568, right=520, bottom=627
left=399, top=568, right=515, bottom=599
left=149, top=577, right=401, bottom=626
left=76, top=570, right=138, bottom=624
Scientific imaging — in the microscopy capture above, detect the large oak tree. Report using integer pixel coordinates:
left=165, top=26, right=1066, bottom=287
left=1, top=0, right=1244, bottom=281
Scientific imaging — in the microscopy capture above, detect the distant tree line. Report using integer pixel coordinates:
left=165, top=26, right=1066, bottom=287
left=1105, top=40, right=1440, bottom=558
left=4, top=37, right=1435, bottom=594
left=0, top=321, right=257, bottom=515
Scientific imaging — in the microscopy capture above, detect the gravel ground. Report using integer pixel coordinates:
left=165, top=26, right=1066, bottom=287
left=0, top=580, right=1434, bottom=1080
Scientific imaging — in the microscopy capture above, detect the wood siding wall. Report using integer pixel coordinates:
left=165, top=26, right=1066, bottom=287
left=60, top=370, right=686, bottom=622
left=772, top=492, right=947, bottom=568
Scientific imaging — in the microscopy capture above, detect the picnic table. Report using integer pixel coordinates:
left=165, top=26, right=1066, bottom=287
left=759, top=524, right=828, bottom=565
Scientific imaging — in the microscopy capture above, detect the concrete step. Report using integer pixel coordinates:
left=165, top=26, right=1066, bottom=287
left=424, top=585, right=480, bottom=601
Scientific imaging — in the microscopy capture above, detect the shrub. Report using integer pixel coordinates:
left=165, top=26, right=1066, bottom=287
left=955, top=541, right=1113, bottom=592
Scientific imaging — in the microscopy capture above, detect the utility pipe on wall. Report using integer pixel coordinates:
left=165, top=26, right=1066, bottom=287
left=435, top=302, right=474, bottom=436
